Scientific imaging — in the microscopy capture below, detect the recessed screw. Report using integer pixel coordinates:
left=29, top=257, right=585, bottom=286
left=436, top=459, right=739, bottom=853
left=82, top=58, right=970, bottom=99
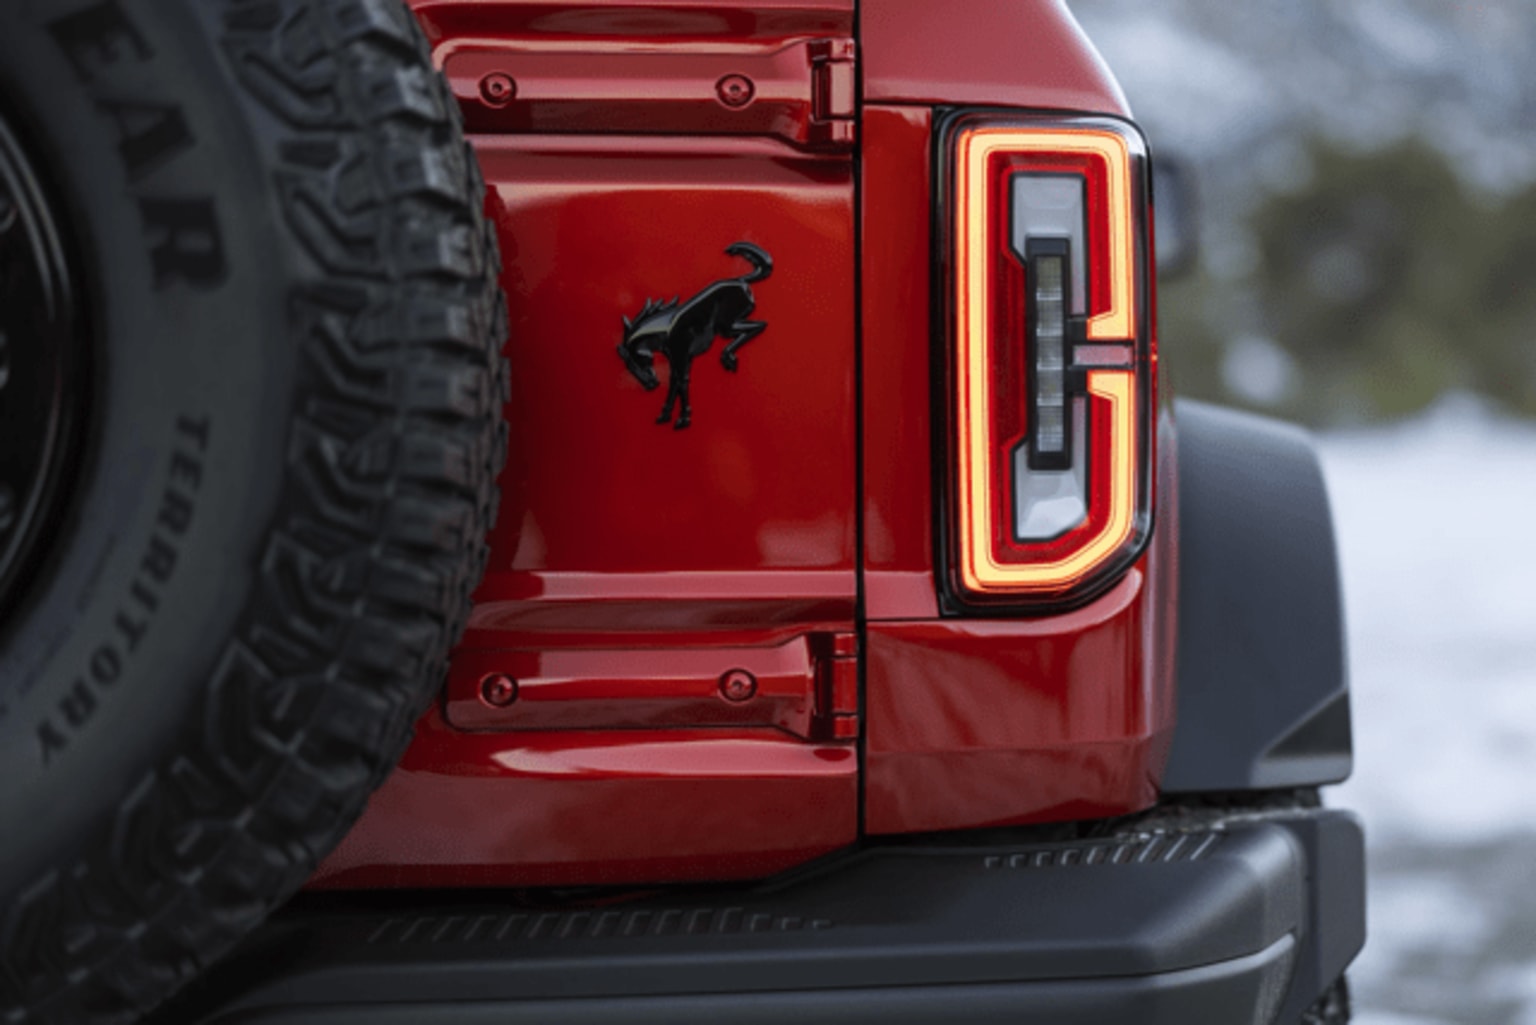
left=719, top=669, right=757, bottom=703
left=715, top=74, right=755, bottom=109
left=479, top=673, right=519, bottom=708
left=479, top=73, right=517, bottom=108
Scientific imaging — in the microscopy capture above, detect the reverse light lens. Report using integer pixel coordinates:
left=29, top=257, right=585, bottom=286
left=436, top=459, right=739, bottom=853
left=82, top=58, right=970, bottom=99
left=1032, top=253, right=1068, bottom=458
left=944, top=114, right=1154, bottom=606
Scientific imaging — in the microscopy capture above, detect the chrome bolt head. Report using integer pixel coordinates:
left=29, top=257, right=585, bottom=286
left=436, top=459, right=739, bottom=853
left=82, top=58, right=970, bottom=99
left=479, top=673, right=519, bottom=708
left=719, top=669, right=758, bottom=703
left=716, top=74, right=755, bottom=109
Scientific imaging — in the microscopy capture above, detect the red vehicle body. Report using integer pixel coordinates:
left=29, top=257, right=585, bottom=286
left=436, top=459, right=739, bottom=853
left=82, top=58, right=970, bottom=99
left=311, top=0, right=1179, bottom=891
left=0, top=1, right=1362, bottom=1022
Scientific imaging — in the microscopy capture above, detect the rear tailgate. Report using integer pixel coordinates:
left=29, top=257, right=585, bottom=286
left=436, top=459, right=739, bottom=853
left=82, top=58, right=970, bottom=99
left=314, top=0, right=861, bottom=889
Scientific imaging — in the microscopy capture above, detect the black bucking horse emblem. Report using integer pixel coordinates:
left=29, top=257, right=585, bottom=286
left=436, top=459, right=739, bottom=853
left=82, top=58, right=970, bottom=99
left=617, top=242, right=772, bottom=430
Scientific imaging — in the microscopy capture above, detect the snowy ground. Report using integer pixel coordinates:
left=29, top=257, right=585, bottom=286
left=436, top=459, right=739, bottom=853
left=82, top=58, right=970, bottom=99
left=1318, top=399, right=1536, bottom=1025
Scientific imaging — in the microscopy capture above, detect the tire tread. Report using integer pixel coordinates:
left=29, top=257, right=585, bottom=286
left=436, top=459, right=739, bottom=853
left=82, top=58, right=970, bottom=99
left=0, top=2, right=506, bottom=1021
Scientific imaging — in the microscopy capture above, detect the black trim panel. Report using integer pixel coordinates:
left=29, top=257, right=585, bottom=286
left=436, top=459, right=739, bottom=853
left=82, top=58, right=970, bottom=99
left=197, top=942, right=1296, bottom=1025
left=1162, top=400, right=1353, bottom=793
left=159, top=812, right=1364, bottom=1025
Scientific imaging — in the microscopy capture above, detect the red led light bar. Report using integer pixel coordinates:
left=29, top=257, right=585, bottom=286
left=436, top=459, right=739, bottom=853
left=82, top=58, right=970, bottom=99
left=942, top=113, right=1154, bottom=606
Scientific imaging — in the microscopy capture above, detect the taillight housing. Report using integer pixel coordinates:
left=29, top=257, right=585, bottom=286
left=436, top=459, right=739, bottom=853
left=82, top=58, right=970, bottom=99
left=938, top=112, right=1154, bottom=609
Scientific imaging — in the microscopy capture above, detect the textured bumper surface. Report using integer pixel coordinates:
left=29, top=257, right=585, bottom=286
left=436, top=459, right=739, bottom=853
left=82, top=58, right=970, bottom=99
left=161, top=809, right=1364, bottom=1025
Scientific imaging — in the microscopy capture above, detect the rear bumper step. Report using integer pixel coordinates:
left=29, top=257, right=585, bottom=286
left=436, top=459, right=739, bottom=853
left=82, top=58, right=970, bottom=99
left=162, top=809, right=1363, bottom=1025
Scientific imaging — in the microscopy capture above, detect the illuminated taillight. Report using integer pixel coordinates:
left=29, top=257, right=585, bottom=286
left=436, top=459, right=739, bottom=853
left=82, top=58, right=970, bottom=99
left=941, top=113, right=1154, bottom=607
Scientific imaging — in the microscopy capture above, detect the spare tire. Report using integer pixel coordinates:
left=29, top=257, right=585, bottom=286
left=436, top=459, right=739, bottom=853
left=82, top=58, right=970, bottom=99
left=0, top=2, right=507, bottom=1022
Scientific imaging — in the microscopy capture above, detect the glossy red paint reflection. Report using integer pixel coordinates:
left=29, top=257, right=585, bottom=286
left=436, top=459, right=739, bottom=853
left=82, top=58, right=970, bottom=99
left=410, top=0, right=854, bottom=46
left=313, top=709, right=857, bottom=889
left=318, top=1, right=1180, bottom=891
left=861, top=0, right=1130, bottom=117
left=443, top=39, right=856, bottom=150
left=472, top=132, right=856, bottom=594
left=447, top=640, right=819, bottom=733
left=861, top=106, right=940, bottom=621
left=865, top=564, right=1174, bottom=836
left=414, top=0, right=858, bottom=150
left=445, top=628, right=857, bottom=737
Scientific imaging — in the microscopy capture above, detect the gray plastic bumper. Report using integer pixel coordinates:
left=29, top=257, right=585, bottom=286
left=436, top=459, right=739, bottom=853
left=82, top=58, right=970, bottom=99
left=159, top=809, right=1364, bottom=1025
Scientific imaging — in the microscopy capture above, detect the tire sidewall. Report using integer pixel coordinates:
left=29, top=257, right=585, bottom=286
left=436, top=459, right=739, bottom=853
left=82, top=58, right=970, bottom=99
left=0, top=0, right=300, bottom=891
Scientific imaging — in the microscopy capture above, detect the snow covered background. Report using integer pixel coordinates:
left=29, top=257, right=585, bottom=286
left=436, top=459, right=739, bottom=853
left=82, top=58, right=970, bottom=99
left=1322, top=403, right=1536, bottom=1025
